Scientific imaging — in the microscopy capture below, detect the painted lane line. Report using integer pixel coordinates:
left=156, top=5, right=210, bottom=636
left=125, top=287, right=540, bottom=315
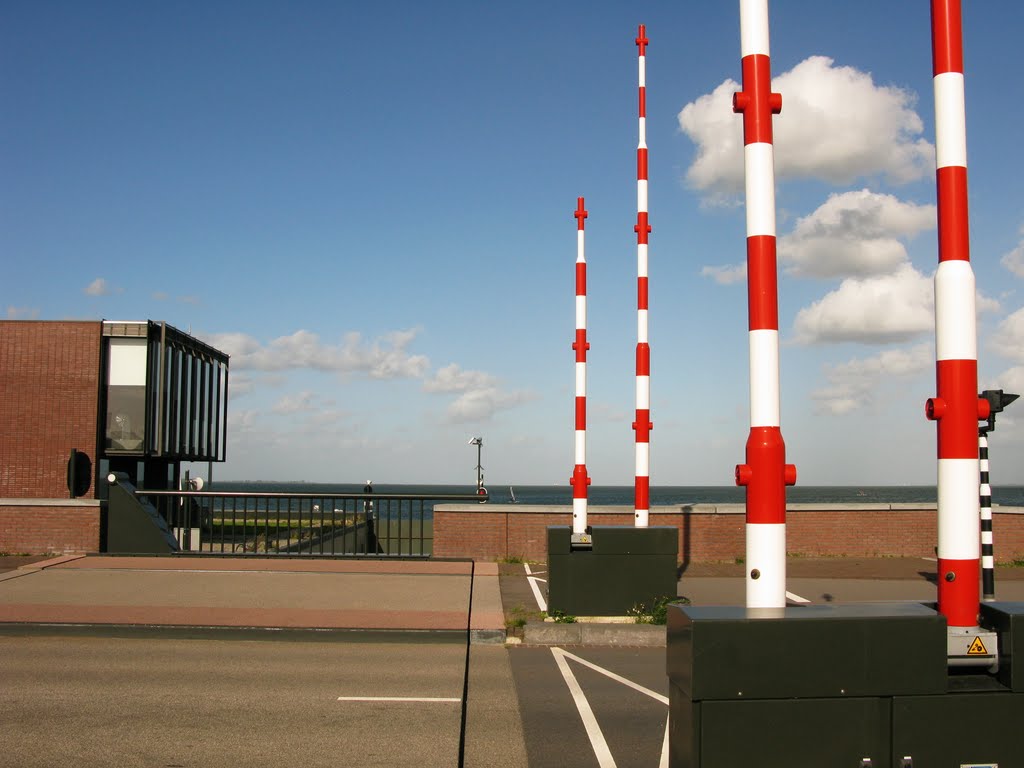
left=785, top=590, right=810, bottom=604
left=527, top=576, right=548, bottom=613
left=556, top=648, right=669, bottom=705
left=337, top=697, right=460, bottom=703
left=551, top=648, right=617, bottom=768
left=659, top=713, right=670, bottom=768
left=524, top=563, right=547, bottom=577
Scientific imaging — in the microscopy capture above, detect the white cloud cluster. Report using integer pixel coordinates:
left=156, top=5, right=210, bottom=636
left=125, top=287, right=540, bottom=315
left=207, top=328, right=430, bottom=379
left=812, top=343, right=932, bottom=415
left=272, top=390, right=317, bottom=414
left=793, top=264, right=933, bottom=345
left=990, top=307, right=1024, bottom=362
left=422, top=363, right=536, bottom=424
left=679, top=56, right=933, bottom=194
left=6, top=306, right=39, bottom=319
left=84, top=278, right=116, bottom=296
left=700, top=263, right=747, bottom=285
left=779, top=190, right=935, bottom=279
left=1002, top=238, right=1024, bottom=278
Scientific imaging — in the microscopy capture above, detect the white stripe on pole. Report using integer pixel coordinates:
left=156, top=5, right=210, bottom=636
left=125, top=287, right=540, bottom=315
left=933, top=72, right=968, bottom=167
left=935, top=261, right=977, bottom=360
left=937, top=458, right=982, bottom=560
left=739, top=0, right=770, bottom=56
left=745, top=523, right=786, bottom=609
left=743, top=144, right=777, bottom=236
left=748, top=329, right=781, bottom=427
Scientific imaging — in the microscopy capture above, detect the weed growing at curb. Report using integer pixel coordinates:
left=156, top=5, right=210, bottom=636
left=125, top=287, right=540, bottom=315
left=628, top=595, right=691, bottom=625
left=548, top=609, right=578, bottom=624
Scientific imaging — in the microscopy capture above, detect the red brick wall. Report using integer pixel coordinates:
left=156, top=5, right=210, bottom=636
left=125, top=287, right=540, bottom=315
left=0, top=321, right=102, bottom=499
left=0, top=501, right=101, bottom=554
left=433, top=504, right=1024, bottom=563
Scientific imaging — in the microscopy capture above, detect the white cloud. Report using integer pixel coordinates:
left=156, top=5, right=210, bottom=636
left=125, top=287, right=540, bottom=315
left=986, top=366, right=1024, bottom=397
left=423, top=363, right=497, bottom=393
left=84, top=278, right=112, bottom=296
left=6, top=306, right=39, bottom=319
left=813, top=343, right=932, bottom=415
left=700, top=263, right=747, bottom=285
left=205, top=328, right=430, bottom=379
left=444, top=387, right=537, bottom=424
left=779, top=190, right=935, bottom=278
left=272, top=390, right=317, bottom=414
left=794, top=264, right=933, bottom=344
left=679, top=56, right=933, bottom=194
left=1001, top=239, right=1024, bottom=278
left=990, top=307, right=1024, bottom=362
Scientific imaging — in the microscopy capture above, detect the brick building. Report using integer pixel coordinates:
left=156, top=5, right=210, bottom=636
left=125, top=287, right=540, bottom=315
left=0, top=320, right=228, bottom=554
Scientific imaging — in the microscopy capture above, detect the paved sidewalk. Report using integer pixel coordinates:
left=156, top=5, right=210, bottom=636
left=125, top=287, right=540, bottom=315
left=0, top=554, right=505, bottom=640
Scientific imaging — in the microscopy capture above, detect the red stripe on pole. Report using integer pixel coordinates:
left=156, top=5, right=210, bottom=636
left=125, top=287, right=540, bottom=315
left=575, top=396, right=586, bottom=430
left=635, top=212, right=651, bottom=244
left=636, top=343, right=650, bottom=376
left=571, top=465, right=590, bottom=498
left=633, top=408, right=652, bottom=441
left=936, top=166, right=970, bottom=261
left=635, top=24, right=648, bottom=55
left=638, top=87, right=646, bottom=119
left=573, top=329, right=588, bottom=361
left=935, top=359, right=980, bottom=458
left=637, top=276, right=648, bottom=311
left=635, top=476, right=649, bottom=511
left=738, top=426, right=788, bottom=524
left=637, top=147, right=648, bottom=181
left=576, top=262, right=587, bottom=295
left=931, top=0, right=963, bottom=74
left=575, top=198, right=588, bottom=230
left=747, top=235, right=779, bottom=330
left=936, top=557, right=979, bottom=626
left=735, top=54, right=779, bottom=145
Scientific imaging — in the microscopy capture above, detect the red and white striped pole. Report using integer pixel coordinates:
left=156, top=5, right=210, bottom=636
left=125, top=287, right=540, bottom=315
left=633, top=24, right=652, bottom=528
left=925, top=0, right=988, bottom=630
left=570, top=197, right=592, bottom=541
left=732, top=0, right=796, bottom=610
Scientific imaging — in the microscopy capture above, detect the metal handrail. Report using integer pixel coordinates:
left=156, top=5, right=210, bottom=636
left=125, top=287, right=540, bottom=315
left=136, top=489, right=487, bottom=557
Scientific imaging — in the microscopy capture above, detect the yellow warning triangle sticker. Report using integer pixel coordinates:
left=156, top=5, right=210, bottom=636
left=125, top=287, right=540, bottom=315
left=967, top=636, right=989, bottom=655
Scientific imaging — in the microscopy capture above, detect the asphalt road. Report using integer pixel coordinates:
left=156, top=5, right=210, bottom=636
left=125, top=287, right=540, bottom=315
left=509, top=646, right=670, bottom=768
left=0, top=635, right=470, bottom=768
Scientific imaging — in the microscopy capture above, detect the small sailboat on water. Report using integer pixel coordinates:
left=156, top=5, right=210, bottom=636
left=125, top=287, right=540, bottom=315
left=509, top=486, right=518, bottom=503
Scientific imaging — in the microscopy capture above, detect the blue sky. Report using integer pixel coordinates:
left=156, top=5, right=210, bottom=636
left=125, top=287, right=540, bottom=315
left=4, top=1, right=1024, bottom=486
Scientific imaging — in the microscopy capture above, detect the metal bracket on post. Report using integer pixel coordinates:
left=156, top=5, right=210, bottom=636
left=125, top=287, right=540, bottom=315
left=947, top=626, right=999, bottom=672
left=570, top=530, right=593, bottom=550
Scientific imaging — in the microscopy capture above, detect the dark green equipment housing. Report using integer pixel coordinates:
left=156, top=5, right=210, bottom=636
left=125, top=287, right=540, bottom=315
left=547, top=525, right=678, bottom=616
left=666, top=601, right=1024, bottom=767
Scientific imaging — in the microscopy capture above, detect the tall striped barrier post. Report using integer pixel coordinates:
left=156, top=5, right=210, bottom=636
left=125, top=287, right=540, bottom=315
left=633, top=24, right=653, bottom=529
left=570, top=197, right=592, bottom=547
left=923, top=0, right=990, bottom=637
left=732, top=0, right=796, bottom=610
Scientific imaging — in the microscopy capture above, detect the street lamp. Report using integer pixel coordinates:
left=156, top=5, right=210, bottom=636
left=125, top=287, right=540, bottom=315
left=468, top=437, right=487, bottom=500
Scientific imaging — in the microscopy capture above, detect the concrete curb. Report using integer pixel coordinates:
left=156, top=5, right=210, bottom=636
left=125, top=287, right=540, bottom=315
left=520, top=622, right=666, bottom=647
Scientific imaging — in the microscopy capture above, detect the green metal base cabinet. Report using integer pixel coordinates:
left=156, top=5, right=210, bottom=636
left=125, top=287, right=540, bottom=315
left=667, top=602, right=1024, bottom=767
left=547, top=526, right=678, bottom=616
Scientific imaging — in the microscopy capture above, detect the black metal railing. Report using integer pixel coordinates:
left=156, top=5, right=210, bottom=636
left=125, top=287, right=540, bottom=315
left=135, top=490, right=487, bottom=557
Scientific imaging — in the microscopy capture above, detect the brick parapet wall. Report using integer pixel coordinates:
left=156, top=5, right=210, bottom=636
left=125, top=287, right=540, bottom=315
left=0, top=499, right=102, bottom=554
left=433, top=504, right=1024, bottom=563
left=0, top=320, right=102, bottom=499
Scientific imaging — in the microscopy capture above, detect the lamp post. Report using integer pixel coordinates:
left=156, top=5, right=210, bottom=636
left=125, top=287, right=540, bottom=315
left=468, top=437, right=486, bottom=499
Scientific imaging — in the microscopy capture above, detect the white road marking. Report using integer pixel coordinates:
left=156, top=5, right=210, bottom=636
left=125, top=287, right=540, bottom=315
left=336, top=697, right=460, bottom=703
left=556, top=648, right=668, bottom=705
left=525, top=563, right=548, bottom=612
left=551, top=648, right=617, bottom=768
left=785, top=590, right=810, bottom=604
left=922, top=556, right=938, bottom=562
left=524, top=563, right=546, bottom=577
left=659, top=713, right=670, bottom=768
